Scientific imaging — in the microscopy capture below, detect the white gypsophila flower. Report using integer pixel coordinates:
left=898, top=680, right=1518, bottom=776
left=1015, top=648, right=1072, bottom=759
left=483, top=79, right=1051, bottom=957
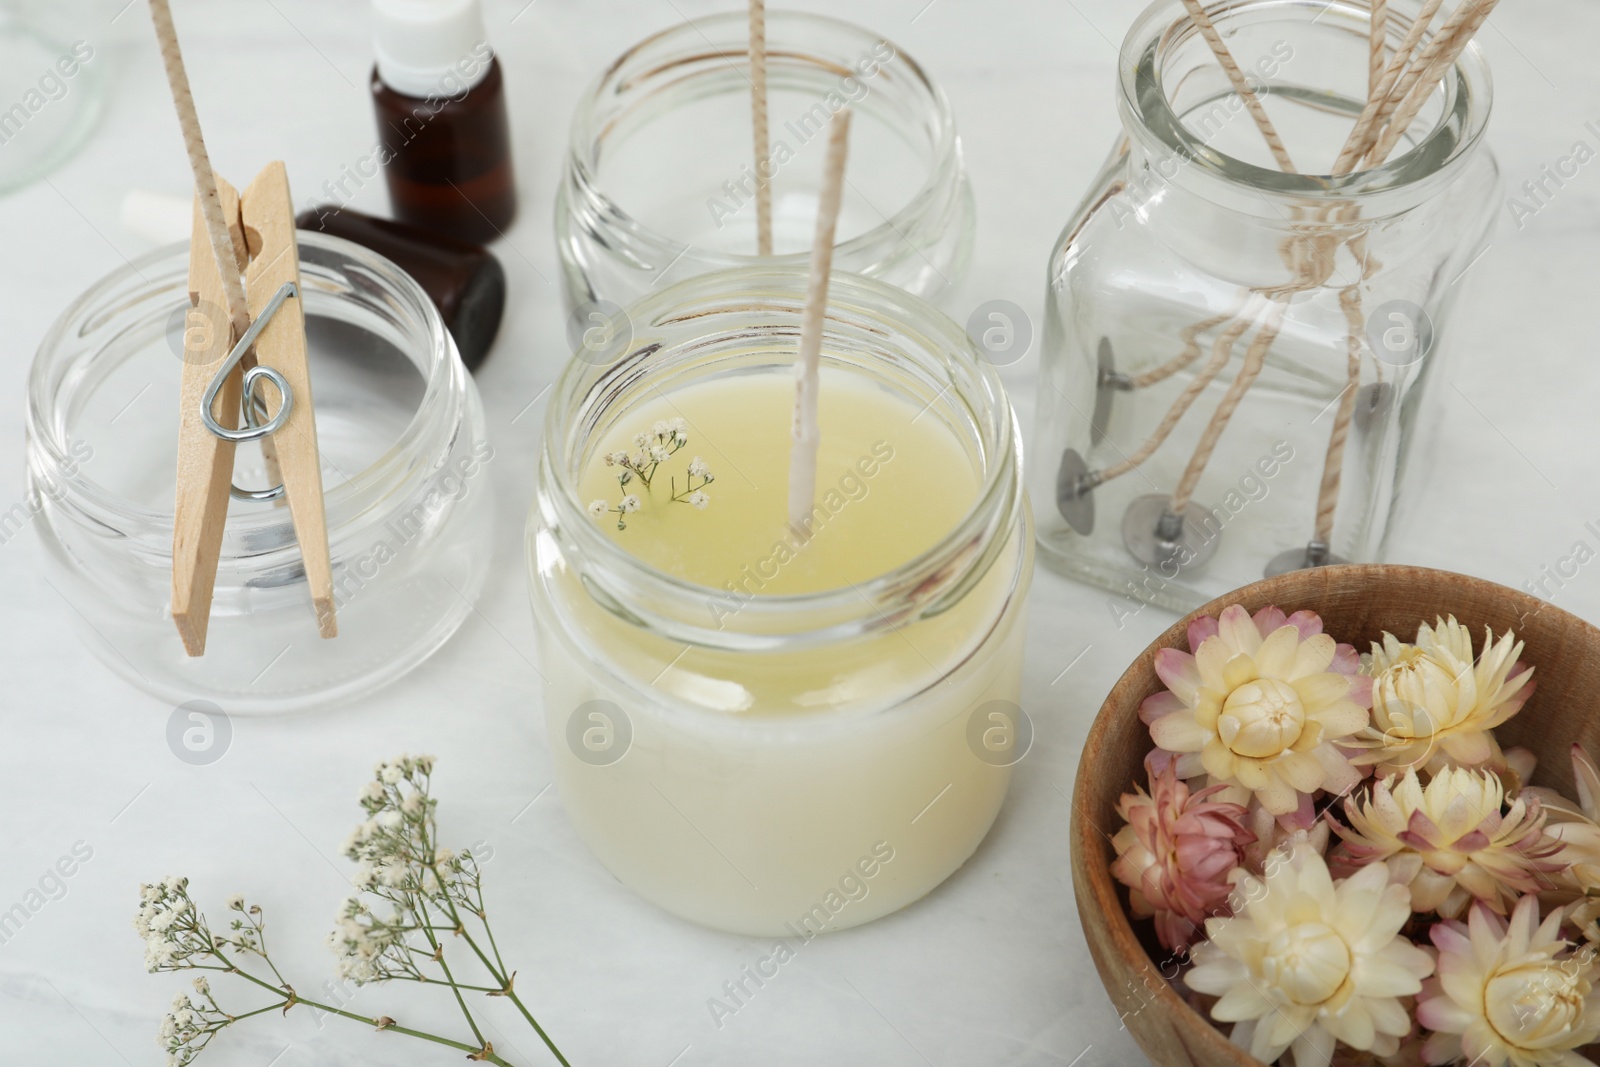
left=649, top=445, right=670, bottom=463
left=359, top=780, right=385, bottom=804
left=1186, top=845, right=1433, bottom=1067
left=401, top=792, right=425, bottom=816
left=686, top=491, right=709, bottom=510
left=632, top=432, right=650, bottom=450
left=687, top=456, right=710, bottom=479
left=587, top=499, right=609, bottom=518
left=620, top=495, right=641, bottom=514
left=377, top=810, right=402, bottom=830
left=651, top=420, right=670, bottom=437
left=434, top=848, right=454, bottom=866
left=379, top=761, right=403, bottom=785
left=224, top=893, right=245, bottom=911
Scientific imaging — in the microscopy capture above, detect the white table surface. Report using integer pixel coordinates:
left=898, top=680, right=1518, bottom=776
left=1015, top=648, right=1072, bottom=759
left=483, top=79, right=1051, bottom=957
left=2, top=1, right=1596, bottom=1064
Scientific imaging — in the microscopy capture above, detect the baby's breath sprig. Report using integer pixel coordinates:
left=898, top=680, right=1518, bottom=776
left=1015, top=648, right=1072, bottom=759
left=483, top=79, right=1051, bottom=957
left=588, top=418, right=713, bottom=529
left=670, top=455, right=715, bottom=511
left=135, top=756, right=570, bottom=1067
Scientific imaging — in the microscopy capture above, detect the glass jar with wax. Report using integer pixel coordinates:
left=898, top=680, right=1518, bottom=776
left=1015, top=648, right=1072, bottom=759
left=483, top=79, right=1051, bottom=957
left=27, top=232, right=493, bottom=713
left=555, top=12, right=973, bottom=314
left=528, top=266, right=1032, bottom=936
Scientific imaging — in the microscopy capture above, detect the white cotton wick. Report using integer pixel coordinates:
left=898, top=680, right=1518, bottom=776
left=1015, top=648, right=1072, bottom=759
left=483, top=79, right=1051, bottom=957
left=786, top=109, right=852, bottom=535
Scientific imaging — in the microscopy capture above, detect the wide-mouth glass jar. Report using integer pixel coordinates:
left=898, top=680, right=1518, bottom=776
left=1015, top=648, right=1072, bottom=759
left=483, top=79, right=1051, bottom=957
left=555, top=11, right=973, bottom=314
left=27, top=232, right=494, bottom=713
left=1031, top=0, right=1498, bottom=612
left=528, top=266, right=1032, bottom=936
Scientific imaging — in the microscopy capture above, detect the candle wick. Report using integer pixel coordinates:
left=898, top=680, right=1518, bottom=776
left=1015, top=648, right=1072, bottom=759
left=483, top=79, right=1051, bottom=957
left=786, top=110, right=852, bottom=535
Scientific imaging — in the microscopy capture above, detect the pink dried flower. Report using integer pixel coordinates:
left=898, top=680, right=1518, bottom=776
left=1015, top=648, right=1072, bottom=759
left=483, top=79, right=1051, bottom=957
left=1331, top=767, right=1564, bottom=919
left=1141, top=605, right=1371, bottom=816
left=1111, top=762, right=1255, bottom=951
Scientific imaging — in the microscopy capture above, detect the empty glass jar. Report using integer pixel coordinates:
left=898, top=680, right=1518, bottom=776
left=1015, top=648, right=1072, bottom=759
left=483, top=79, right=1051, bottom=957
left=1031, top=0, right=1498, bottom=612
left=27, top=232, right=494, bottom=712
left=555, top=11, right=973, bottom=314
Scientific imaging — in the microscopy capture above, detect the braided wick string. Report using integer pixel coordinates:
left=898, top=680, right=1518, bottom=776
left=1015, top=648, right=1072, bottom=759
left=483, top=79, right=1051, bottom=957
left=148, top=0, right=282, bottom=487
left=147, top=0, right=248, bottom=339
left=1100, top=301, right=1261, bottom=483
left=1127, top=305, right=1246, bottom=391
left=1314, top=283, right=1368, bottom=543
left=1307, top=0, right=1499, bottom=544
left=1333, top=0, right=1445, bottom=173
left=1368, top=0, right=1388, bottom=100
left=1168, top=299, right=1288, bottom=515
left=1362, top=0, right=1499, bottom=167
left=1348, top=0, right=1491, bottom=168
left=748, top=0, right=773, bottom=257
left=1178, top=0, right=1297, bottom=173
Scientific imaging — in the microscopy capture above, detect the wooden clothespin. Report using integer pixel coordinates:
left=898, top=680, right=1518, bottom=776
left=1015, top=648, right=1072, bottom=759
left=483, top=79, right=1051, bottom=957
left=150, top=0, right=332, bottom=654
left=171, top=163, right=336, bottom=655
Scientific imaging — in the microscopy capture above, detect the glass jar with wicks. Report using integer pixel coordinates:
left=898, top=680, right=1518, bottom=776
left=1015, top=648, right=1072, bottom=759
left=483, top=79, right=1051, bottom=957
left=1030, top=0, right=1499, bottom=613
left=554, top=11, right=974, bottom=314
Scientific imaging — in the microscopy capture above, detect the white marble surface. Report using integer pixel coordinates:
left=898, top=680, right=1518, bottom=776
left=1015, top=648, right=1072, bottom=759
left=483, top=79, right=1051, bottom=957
left=2, top=1, right=1598, bottom=1064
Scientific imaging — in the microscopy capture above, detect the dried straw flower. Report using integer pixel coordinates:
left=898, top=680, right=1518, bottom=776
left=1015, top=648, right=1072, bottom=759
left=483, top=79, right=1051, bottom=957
left=1353, top=617, right=1534, bottom=777
left=1417, top=895, right=1600, bottom=1066
left=1331, top=767, right=1563, bottom=919
left=1110, top=762, right=1255, bottom=951
left=1141, top=605, right=1371, bottom=815
left=1187, top=845, right=1433, bottom=1067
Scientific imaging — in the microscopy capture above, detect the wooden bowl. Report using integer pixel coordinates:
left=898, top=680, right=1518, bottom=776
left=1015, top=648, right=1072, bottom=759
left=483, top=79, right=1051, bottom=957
left=1071, top=564, right=1600, bottom=1067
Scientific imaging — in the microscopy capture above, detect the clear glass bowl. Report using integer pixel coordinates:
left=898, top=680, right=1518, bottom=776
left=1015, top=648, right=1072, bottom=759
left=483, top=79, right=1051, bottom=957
left=527, top=266, right=1032, bottom=935
left=555, top=11, right=974, bottom=314
left=27, top=232, right=494, bottom=712
left=1030, top=0, right=1499, bottom=612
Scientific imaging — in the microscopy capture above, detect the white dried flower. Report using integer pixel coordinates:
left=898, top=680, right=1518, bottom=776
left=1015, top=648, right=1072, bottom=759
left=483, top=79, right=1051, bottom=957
left=1187, top=845, right=1433, bottom=1067
left=224, top=893, right=245, bottom=911
left=1418, top=895, right=1600, bottom=1065
left=686, top=491, right=709, bottom=510
left=619, top=495, right=641, bottom=514
left=687, top=456, right=710, bottom=479
left=1353, top=616, right=1534, bottom=776
left=587, top=499, right=609, bottom=518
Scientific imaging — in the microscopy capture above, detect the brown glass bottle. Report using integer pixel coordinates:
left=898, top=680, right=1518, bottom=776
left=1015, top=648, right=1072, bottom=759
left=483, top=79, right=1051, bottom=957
left=297, top=205, right=506, bottom=371
left=372, top=58, right=516, bottom=245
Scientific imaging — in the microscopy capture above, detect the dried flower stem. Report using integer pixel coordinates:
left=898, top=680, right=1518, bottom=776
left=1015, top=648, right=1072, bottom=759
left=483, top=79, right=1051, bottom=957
left=140, top=758, right=571, bottom=1067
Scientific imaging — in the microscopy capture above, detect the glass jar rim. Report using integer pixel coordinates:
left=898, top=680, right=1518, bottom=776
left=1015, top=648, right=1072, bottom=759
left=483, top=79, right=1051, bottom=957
left=565, top=11, right=961, bottom=273
left=1119, top=0, right=1493, bottom=201
left=26, top=231, right=459, bottom=546
left=536, top=264, right=1023, bottom=652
